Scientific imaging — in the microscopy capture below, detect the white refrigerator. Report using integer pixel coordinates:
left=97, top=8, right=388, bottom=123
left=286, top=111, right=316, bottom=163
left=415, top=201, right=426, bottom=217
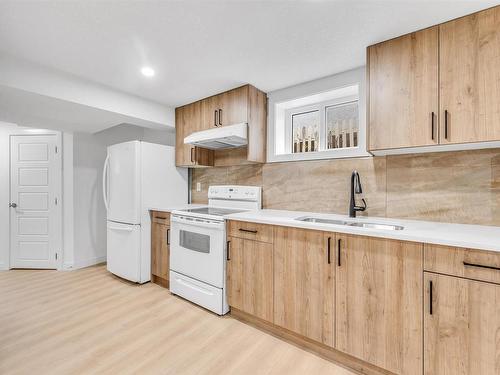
left=103, top=140, right=187, bottom=283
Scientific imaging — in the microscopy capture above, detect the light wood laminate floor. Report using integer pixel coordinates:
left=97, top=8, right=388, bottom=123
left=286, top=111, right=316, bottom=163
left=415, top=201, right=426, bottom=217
left=0, top=265, right=356, bottom=375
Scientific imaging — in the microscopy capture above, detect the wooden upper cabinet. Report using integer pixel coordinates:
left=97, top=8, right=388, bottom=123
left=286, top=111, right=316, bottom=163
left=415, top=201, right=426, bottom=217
left=226, top=236, right=273, bottom=322
left=424, top=273, right=500, bottom=375
left=335, top=234, right=423, bottom=375
left=273, top=227, right=335, bottom=347
left=202, top=86, right=248, bottom=129
left=175, top=102, right=214, bottom=167
left=177, top=84, right=266, bottom=166
left=440, top=6, right=500, bottom=144
left=368, top=26, right=439, bottom=151
left=201, top=94, right=221, bottom=129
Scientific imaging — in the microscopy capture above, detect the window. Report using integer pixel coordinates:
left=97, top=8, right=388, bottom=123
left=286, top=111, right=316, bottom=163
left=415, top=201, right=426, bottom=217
left=267, top=67, right=369, bottom=162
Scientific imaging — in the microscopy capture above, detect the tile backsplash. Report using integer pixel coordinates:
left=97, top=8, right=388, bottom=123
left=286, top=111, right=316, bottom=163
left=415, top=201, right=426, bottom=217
left=192, top=148, right=500, bottom=226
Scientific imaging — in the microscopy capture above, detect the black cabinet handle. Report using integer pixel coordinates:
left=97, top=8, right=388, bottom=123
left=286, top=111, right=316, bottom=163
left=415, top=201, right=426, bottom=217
left=463, top=261, right=500, bottom=271
left=337, top=238, right=341, bottom=267
left=431, top=111, right=435, bottom=141
left=327, top=237, right=331, bottom=264
left=190, top=147, right=195, bottom=163
left=444, top=110, right=449, bottom=139
left=218, top=109, right=222, bottom=126
left=429, top=280, right=433, bottom=315
left=239, top=228, right=258, bottom=234
left=226, top=240, right=231, bottom=261
left=166, top=228, right=170, bottom=245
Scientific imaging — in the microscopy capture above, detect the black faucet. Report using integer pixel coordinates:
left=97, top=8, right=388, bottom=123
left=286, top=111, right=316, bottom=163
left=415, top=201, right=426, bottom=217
left=349, top=170, right=367, bottom=218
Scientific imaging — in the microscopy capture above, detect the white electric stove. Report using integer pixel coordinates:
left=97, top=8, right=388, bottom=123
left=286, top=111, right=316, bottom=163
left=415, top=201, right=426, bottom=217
left=169, top=185, right=262, bottom=315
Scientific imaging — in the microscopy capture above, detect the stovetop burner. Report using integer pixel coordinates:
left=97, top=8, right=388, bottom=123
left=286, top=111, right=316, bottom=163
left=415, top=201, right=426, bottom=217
left=180, top=207, right=247, bottom=217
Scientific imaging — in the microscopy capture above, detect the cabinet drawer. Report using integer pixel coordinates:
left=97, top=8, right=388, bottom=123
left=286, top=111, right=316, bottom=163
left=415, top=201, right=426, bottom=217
left=152, top=211, right=170, bottom=225
left=424, top=244, right=500, bottom=284
left=227, top=220, right=273, bottom=243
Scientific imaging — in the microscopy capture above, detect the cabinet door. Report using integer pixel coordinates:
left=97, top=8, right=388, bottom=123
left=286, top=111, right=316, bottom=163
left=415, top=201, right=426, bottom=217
left=151, top=216, right=169, bottom=281
left=368, top=27, right=439, bottom=150
left=424, top=273, right=500, bottom=375
left=201, top=95, right=221, bottom=130
left=440, top=7, right=500, bottom=144
left=273, top=227, right=334, bottom=346
left=226, top=237, right=273, bottom=322
left=175, top=102, right=213, bottom=167
left=336, top=234, right=423, bottom=375
left=218, top=85, right=248, bottom=127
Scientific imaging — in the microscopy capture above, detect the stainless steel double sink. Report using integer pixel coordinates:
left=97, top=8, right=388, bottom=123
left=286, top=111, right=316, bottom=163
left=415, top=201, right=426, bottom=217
left=296, top=216, right=404, bottom=231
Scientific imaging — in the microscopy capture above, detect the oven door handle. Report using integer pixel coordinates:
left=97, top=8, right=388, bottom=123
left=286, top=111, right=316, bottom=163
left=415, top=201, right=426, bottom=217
left=171, top=215, right=225, bottom=229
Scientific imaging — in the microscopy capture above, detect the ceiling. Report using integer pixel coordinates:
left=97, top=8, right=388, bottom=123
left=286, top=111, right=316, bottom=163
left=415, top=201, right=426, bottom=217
left=0, top=1, right=497, bottom=108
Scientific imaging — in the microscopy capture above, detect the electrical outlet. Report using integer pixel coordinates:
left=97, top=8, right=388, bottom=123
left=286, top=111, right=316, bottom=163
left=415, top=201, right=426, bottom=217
left=196, top=182, right=201, bottom=192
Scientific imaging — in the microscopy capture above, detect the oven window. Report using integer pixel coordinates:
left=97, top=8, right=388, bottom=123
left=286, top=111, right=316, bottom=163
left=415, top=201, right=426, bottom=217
left=179, top=230, right=210, bottom=254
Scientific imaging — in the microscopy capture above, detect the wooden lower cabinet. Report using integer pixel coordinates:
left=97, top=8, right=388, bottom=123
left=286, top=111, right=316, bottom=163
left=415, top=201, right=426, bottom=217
left=226, top=236, right=273, bottom=322
left=424, top=272, right=500, bottom=375
left=335, top=234, right=423, bottom=375
left=151, top=212, right=170, bottom=287
left=273, top=227, right=335, bottom=346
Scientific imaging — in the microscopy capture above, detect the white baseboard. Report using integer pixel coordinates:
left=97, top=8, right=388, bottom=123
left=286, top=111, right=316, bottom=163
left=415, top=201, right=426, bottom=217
left=63, top=256, right=106, bottom=271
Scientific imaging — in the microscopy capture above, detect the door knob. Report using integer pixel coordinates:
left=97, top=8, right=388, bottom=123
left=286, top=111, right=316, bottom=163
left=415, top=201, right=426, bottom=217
left=9, top=203, right=17, bottom=208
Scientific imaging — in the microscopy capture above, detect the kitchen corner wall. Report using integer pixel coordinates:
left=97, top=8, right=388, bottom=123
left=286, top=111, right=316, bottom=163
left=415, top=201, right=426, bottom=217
left=191, top=148, right=500, bottom=226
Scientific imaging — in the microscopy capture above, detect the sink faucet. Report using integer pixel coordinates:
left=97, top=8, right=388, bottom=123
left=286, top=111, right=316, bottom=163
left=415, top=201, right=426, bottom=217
left=349, top=170, right=367, bottom=218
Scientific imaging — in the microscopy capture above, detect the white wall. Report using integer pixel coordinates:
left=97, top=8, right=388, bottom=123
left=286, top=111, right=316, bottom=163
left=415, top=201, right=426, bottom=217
left=69, top=124, right=175, bottom=269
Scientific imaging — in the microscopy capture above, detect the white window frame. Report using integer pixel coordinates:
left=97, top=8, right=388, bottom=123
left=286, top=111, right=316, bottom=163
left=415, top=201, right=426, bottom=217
left=267, top=67, right=370, bottom=163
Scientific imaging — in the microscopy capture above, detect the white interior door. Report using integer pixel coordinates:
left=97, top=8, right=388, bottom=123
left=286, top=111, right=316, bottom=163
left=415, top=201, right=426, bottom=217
left=10, top=134, right=61, bottom=269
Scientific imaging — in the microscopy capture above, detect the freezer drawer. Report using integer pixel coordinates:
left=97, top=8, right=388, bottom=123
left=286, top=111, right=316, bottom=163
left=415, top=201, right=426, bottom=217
left=107, top=221, right=141, bottom=282
left=170, top=271, right=228, bottom=315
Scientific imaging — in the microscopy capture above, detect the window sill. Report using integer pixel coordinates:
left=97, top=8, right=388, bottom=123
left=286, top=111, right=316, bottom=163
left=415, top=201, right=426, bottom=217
left=267, top=147, right=372, bottom=163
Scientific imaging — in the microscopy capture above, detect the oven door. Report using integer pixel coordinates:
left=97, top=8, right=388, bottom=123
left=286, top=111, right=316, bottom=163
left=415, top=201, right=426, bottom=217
left=170, top=215, right=225, bottom=288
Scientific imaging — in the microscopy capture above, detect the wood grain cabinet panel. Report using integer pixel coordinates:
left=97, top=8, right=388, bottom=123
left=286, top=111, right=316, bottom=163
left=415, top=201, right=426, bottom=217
left=424, top=244, right=500, bottom=285
left=273, top=227, right=335, bottom=347
left=335, top=234, right=423, bottom=375
left=151, top=211, right=170, bottom=286
left=226, top=236, right=273, bottom=322
left=424, top=272, right=500, bottom=375
left=368, top=27, right=439, bottom=151
left=175, top=102, right=214, bottom=167
left=440, top=6, right=500, bottom=144
left=227, top=220, right=274, bottom=243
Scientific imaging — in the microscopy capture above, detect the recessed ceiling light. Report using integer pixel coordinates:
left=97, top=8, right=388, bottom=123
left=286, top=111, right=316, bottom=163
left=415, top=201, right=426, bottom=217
left=141, top=66, right=155, bottom=77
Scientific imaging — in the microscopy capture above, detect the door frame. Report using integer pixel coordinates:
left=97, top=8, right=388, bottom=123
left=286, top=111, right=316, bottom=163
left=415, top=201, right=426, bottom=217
left=9, top=129, right=63, bottom=270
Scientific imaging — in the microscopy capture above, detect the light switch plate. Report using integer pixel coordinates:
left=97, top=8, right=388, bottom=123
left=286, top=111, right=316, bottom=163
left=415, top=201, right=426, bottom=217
left=196, top=182, right=201, bottom=192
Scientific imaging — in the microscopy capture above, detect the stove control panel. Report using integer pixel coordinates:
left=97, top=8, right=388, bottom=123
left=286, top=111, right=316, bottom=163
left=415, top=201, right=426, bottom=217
left=208, top=185, right=262, bottom=203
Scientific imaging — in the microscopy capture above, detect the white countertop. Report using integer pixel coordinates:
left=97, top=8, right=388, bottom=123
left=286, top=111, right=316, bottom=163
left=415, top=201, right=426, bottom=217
left=225, top=209, right=500, bottom=253
left=149, top=204, right=205, bottom=213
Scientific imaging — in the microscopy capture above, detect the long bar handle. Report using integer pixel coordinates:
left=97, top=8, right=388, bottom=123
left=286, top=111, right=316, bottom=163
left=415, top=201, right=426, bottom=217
left=327, top=237, right=331, bottom=264
left=431, top=111, right=435, bottom=141
left=429, top=280, right=433, bottom=315
left=226, top=240, right=231, bottom=261
left=239, top=228, right=258, bottom=234
left=337, top=238, right=341, bottom=267
left=166, top=228, right=170, bottom=246
left=463, top=261, right=500, bottom=271
left=444, top=110, right=449, bottom=140
left=102, top=154, right=110, bottom=212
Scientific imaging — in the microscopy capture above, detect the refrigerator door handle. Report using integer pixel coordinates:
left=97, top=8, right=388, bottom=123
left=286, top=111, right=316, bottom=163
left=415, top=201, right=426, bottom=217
left=102, top=153, right=110, bottom=212
left=108, top=225, right=134, bottom=232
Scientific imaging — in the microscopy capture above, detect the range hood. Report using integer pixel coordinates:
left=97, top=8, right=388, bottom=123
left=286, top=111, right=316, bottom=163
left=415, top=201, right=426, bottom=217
left=184, top=122, right=248, bottom=150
